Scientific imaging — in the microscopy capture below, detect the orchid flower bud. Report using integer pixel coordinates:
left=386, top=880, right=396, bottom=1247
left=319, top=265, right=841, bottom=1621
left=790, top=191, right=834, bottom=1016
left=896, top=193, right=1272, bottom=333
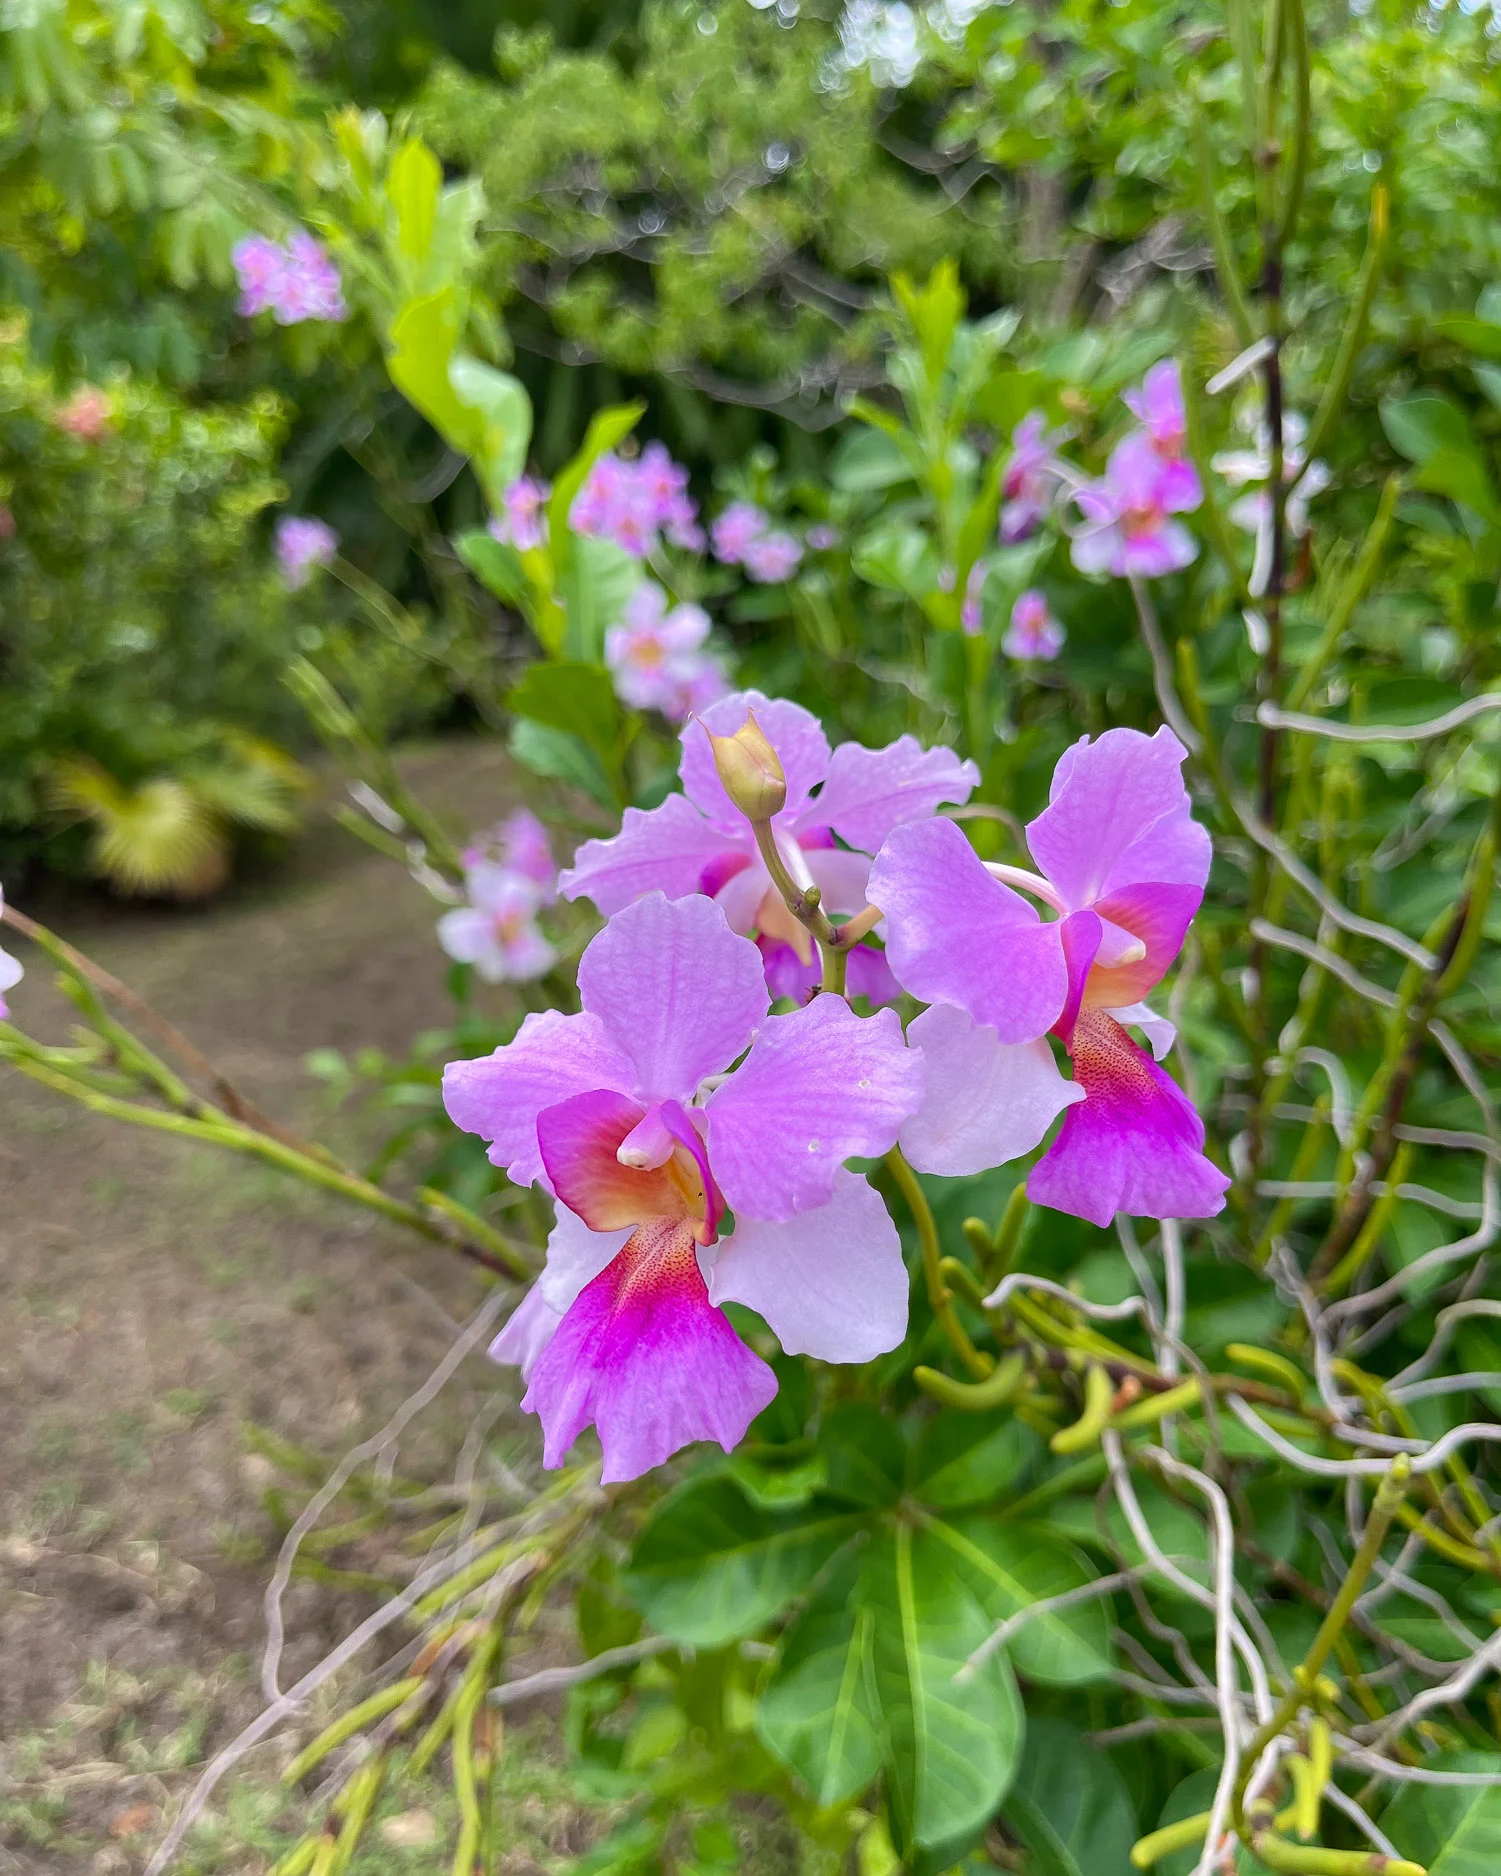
left=705, top=710, right=786, bottom=821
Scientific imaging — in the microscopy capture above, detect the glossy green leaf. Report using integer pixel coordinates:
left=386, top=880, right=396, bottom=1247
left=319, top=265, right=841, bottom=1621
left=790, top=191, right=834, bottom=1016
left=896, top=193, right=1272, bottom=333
left=756, top=1549, right=882, bottom=1808
left=1379, top=391, right=1476, bottom=467
left=1413, top=444, right=1501, bottom=524
left=388, top=138, right=441, bottom=262
left=559, top=533, right=643, bottom=663
left=507, top=719, right=615, bottom=810
left=454, top=529, right=526, bottom=605
left=448, top=356, right=532, bottom=499
left=623, top=1476, right=861, bottom=1646
left=1003, top=1717, right=1137, bottom=1876
left=923, top=1514, right=1114, bottom=1686
left=547, top=401, right=647, bottom=571
left=1384, top=1753, right=1501, bottom=1875
left=866, top=1524, right=1024, bottom=1852
left=816, top=1403, right=906, bottom=1509
left=505, top=661, right=623, bottom=758
left=911, top=1412, right=1038, bottom=1511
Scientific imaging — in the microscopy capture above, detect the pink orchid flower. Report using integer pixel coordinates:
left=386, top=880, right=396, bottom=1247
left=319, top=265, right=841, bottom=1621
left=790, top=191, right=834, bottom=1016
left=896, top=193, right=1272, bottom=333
left=1071, top=433, right=1200, bottom=580
left=869, top=726, right=1229, bottom=1226
left=572, top=445, right=700, bottom=558
left=275, top=515, right=338, bottom=589
left=711, top=500, right=770, bottom=565
left=1001, top=413, right=1066, bottom=543
left=437, top=865, right=556, bottom=983
left=0, top=884, right=21, bottom=1018
left=961, top=562, right=987, bottom=636
left=559, top=689, right=978, bottom=999
left=741, top=530, right=804, bottom=584
left=1003, top=589, right=1066, bottom=661
left=462, top=809, right=557, bottom=901
left=604, top=583, right=723, bottom=722
left=1124, top=360, right=1189, bottom=459
left=444, top=894, right=924, bottom=1479
left=489, top=476, right=550, bottom=552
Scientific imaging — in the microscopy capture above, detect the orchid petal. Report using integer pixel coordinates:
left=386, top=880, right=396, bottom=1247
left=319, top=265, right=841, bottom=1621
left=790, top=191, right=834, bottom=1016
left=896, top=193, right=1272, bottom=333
left=679, top=690, right=831, bottom=829
left=559, top=793, right=736, bottom=916
left=538, top=1089, right=713, bottom=1236
left=804, top=845, right=874, bottom=915
left=809, top=734, right=979, bottom=854
left=1108, top=1003, right=1177, bottom=1062
left=1086, top=881, right=1206, bottom=1007
left=442, top=1010, right=635, bottom=1189
left=489, top=1283, right=564, bottom=1382
left=706, top=996, right=923, bottom=1221
left=523, top=1218, right=777, bottom=1481
left=537, top=1202, right=635, bottom=1314
left=868, top=818, right=1069, bottom=1043
left=900, top=1004, right=1083, bottom=1177
left=707, top=1169, right=909, bottom=1362
left=1026, top=726, right=1210, bottom=913
left=1027, top=1010, right=1230, bottom=1227
left=577, top=893, right=768, bottom=1102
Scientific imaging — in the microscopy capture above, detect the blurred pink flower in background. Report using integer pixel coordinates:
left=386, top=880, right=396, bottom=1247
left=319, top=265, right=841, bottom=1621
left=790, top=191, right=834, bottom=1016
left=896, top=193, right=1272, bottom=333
left=1000, top=413, right=1066, bottom=542
left=1070, top=433, right=1199, bottom=579
left=740, top=530, right=803, bottom=584
left=572, top=446, right=701, bottom=557
left=1214, top=410, right=1330, bottom=597
left=604, top=583, right=729, bottom=722
left=1003, top=588, right=1066, bottom=661
left=437, top=865, right=556, bottom=983
left=961, top=562, right=986, bottom=635
left=710, top=501, right=769, bottom=565
left=274, top=515, right=339, bottom=589
left=0, top=504, right=15, bottom=540
left=232, top=231, right=346, bottom=325
left=489, top=476, right=550, bottom=552
left=54, top=386, right=112, bottom=442
left=1125, top=359, right=1189, bottom=460
left=462, top=809, right=556, bottom=900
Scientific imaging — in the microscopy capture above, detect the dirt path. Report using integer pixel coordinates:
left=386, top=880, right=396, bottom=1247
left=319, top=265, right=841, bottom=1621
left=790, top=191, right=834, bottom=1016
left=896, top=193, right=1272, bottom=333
left=0, top=743, right=588, bottom=1874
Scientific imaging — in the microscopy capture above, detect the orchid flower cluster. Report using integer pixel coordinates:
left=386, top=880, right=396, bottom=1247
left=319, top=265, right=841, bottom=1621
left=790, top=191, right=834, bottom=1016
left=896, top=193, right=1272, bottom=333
left=571, top=443, right=704, bottom=556
left=435, top=809, right=559, bottom=984
left=231, top=231, right=347, bottom=325
left=443, top=692, right=1226, bottom=1483
left=710, top=500, right=806, bottom=583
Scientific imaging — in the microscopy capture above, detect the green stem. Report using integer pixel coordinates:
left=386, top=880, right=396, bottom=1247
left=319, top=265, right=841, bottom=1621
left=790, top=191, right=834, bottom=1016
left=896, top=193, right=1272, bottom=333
left=886, top=1146, right=992, bottom=1379
left=1300, top=185, right=1389, bottom=476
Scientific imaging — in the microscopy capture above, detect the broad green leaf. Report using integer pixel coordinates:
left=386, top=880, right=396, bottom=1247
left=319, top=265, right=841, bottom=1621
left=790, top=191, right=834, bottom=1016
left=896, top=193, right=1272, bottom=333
left=387, top=289, right=482, bottom=458
left=1003, top=1717, right=1137, bottom=1876
left=829, top=426, right=916, bottom=493
left=722, top=1442, right=827, bottom=1512
left=911, top=1412, right=1038, bottom=1511
left=851, top=525, right=943, bottom=604
left=505, top=661, right=624, bottom=760
left=892, top=259, right=966, bottom=387
left=559, top=533, right=643, bottom=663
left=448, top=357, right=532, bottom=499
left=388, top=138, right=441, bottom=262
left=1384, top=1753, right=1501, bottom=1875
left=1435, top=315, right=1501, bottom=360
left=454, top=529, right=526, bottom=604
left=757, top=1549, right=882, bottom=1808
left=1379, top=391, right=1475, bottom=467
left=816, top=1403, right=906, bottom=1509
left=507, top=719, right=615, bottom=810
left=1413, top=444, right=1501, bottom=524
left=865, top=1523, right=1024, bottom=1852
left=623, top=1476, right=861, bottom=1646
left=923, top=1514, right=1114, bottom=1686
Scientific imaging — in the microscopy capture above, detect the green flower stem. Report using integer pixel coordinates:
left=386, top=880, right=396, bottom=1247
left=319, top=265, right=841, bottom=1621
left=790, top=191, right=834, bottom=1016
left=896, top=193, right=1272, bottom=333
left=913, top=1351, right=1026, bottom=1412
left=1248, top=1836, right=1422, bottom=1876
left=1190, top=104, right=1256, bottom=349
left=0, top=1045, right=533, bottom=1283
left=1252, top=1095, right=1332, bottom=1264
left=1231, top=1459, right=1410, bottom=1835
left=1130, top=1809, right=1214, bottom=1869
left=885, top=1146, right=992, bottom=1379
left=1051, top=1362, right=1115, bottom=1454
left=1275, top=0, right=1312, bottom=249
left=1320, top=1141, right=1413, bottom=1298
left=1301, top=186, right=1390, bottom=476
left=326, top=1756, right=387, bottom=1876
left=449, top=1629, right=503, bottom=1876
left=1283, top=474, right=1401, bottom=714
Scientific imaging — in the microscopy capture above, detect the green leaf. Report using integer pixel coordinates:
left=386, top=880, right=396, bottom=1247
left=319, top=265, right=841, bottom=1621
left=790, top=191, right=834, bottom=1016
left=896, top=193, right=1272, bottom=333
left=1379, top=391, right=1476, bottom=467
left=454, top=529, right=527, bottom=605
left=866, top=1524, right=1024, bottom=1852
left=1436, top=315, right=1501, bottom=360
left=505, top=661, right=624, bottom=760
left=922, top=1514, right=1114, bottom=1686
left=757, top=1549, right=882, bottom=1808
left=388, top=138, right=441, bottom=262
left=817, top=1403, right=906, bottom=1509
left=559, top=533, right=644, bottom=662
left=1384, top=1753, right=1501, bottom=1874
left=911, top=1412, right=1038, bottom=1511
left=623, top=1476, right=861, bottom=1646
left=851, top=525, right=943, bottom=604
left=1413, top=445, right=1501, bottom=524
left=447, top=356, right=532, bottom=500
left=507, top=719, right=615, bottom=810
left=1156, top=1771, right=1274, bottom=1876
left=387, top=289, right=482, bottom=458
left=1003, top=1717, right=1137, bottom=1876
left=829, top=427, right=916, bottom=493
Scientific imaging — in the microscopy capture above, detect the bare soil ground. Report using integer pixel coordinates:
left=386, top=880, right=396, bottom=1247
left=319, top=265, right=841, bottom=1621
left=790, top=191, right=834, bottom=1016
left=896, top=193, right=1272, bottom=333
left=0, top=743, right=597, bottom=1875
